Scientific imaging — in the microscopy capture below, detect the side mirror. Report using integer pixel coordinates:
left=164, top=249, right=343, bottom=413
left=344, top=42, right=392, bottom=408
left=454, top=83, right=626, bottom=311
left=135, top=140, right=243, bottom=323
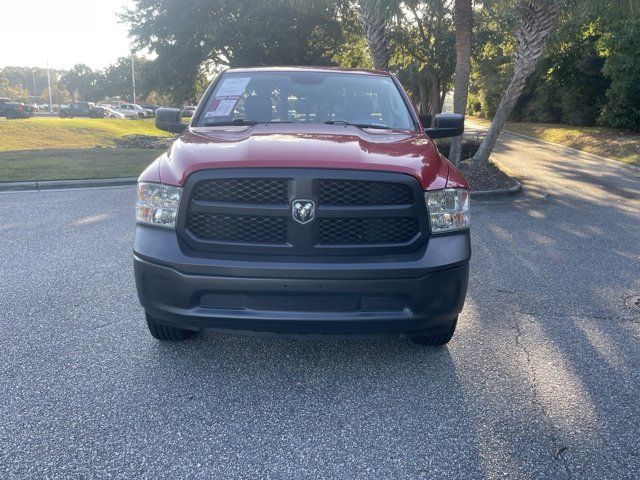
left=419, top=114, right=432, bottom=128
left=155, top=107, right=188, bottom=134
left=425, top=113, right=464, bottom=139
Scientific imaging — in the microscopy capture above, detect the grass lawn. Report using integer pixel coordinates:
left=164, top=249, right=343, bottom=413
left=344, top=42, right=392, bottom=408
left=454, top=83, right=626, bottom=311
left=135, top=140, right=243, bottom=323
left=468, top=116, right=640, bottom=166
left=0, top=148, right=164, bottom=182
left=0, top=117, right=172, bottom=182
left=0, top=117, right=171, bottom=151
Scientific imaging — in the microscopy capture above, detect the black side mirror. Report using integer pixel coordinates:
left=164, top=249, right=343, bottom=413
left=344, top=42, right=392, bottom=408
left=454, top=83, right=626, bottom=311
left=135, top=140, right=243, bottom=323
left=419, top=114, right=432, bottom=128
left=425, top=113, right=464, bottom=139
left=155, top=107, right=188, bottom=134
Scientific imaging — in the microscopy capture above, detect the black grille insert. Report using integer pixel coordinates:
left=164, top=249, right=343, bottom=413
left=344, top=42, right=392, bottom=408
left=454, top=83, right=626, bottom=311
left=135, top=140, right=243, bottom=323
left=192, top=178, right=288, bottom=204
left=320, top=180, right=413, bottom=205
left=179, top=170, right=429, bottom=255
left=319, top=217, right=419, bottom=245
left=188, top=213, right=287, bottom=244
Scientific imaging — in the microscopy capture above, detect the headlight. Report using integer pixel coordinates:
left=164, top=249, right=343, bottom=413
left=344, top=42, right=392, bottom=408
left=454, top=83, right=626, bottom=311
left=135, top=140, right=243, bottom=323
left=425, top=188, right=470, bottom=233
left=136, top=182, right=182, bottom=229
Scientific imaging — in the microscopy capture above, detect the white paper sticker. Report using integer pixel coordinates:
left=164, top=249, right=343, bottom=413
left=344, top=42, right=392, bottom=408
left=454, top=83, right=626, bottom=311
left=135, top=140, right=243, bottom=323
left=212, top=98, right=238, bottom=117
left=216, top=77, right=250, bottom=97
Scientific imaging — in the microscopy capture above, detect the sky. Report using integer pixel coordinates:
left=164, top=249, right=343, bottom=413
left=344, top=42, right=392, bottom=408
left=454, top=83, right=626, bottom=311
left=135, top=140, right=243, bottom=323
left=0, top=0, right=137, bottom=70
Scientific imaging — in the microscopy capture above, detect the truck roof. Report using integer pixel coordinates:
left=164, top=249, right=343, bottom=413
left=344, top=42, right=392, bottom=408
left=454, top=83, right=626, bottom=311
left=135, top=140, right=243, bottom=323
left=224, top=66, right=392, bottom=77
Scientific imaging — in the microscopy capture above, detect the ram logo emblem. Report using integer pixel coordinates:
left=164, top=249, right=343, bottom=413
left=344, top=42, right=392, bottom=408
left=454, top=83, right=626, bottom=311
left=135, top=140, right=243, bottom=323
left=292, top=200, right=315, bottom=224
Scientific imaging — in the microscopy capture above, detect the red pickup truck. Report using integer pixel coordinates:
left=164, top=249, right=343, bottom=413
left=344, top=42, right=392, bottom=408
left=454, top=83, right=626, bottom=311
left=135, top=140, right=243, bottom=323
left=134, top=67, right=470, bottom=346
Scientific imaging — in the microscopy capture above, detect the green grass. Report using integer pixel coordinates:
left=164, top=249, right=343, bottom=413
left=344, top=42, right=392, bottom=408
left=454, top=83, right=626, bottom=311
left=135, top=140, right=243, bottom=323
left=0, top=117, right=171, bottom=151
left=468, top=116, right=640, bottom=166
left=0, top=148, right=164, bottom=182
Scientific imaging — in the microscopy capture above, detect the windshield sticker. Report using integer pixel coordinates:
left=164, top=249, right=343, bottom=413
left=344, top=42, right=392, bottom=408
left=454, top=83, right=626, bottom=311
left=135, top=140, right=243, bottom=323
left=207, top=96, right=238, bottom=117
left=215, top=77, right=250, bottom=97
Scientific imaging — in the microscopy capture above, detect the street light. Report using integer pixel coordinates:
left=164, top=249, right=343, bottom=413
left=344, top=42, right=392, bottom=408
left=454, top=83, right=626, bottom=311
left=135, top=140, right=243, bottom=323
left=131, top=54, right=136, bottom=104
left=46, top=60, right=53, bottom=113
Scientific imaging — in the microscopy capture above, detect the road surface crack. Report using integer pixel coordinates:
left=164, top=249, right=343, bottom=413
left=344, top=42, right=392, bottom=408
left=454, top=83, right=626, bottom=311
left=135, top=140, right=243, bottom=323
left=513, top=315, right=573, bottom=479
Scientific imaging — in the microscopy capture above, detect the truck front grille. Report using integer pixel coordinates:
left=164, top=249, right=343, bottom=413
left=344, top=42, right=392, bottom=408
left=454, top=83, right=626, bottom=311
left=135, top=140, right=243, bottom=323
left=188, top=213, right=287, bottom=243
left=192, top=178, right=287, bottom=204
left=319, top=217, right=419, bottom=245
left=320, top=180, right=414, bottom=205
left=179, top=169, right=429, bottom=256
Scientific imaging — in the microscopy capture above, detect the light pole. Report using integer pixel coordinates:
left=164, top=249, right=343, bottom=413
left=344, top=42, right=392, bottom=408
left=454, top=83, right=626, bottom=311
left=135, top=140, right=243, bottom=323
left=31, top=70, right=37, bottom=98
left=46, top=60, right=53, bottom=113
left=131, top=54, right=136, bottom=104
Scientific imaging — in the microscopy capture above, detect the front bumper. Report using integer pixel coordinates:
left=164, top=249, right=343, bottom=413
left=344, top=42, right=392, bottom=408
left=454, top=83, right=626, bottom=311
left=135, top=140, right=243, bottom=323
left=133, top=226, right=470, bottom=338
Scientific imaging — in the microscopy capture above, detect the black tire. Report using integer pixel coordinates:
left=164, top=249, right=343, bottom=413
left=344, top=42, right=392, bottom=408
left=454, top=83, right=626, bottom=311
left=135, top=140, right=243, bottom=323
left=410, top=317, right=458, bottom=346
left=145, top=312, right=198, bottom=341
left=138, top=113, right=144, bottom=119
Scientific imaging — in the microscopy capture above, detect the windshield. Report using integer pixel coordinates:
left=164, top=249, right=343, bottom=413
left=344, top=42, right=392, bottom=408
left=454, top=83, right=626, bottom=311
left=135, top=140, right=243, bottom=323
left=196, top=71, right=416, bottom=130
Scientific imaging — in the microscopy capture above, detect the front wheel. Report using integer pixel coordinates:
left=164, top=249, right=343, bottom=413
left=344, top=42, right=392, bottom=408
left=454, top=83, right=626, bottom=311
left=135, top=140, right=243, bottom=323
left=410, top=317, right=458, bottom=346
left=145, top=312, right=198, bottom=341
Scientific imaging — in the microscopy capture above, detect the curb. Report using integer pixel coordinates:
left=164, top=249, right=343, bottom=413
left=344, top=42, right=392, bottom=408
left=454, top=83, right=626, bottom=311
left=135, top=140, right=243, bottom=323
left=0, top=177, right=137, bottom=192
left=471, top=180, right=522, bottom=198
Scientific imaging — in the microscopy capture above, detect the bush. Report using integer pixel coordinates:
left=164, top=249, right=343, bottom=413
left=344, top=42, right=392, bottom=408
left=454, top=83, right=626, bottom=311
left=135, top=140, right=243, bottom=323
left=598, top=20, right=640, bottom=131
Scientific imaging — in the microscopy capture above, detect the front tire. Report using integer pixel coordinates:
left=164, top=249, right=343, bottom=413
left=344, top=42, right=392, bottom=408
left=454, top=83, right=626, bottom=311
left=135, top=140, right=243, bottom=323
left=410, top=317, right=458, bottom=346
left=145, top=312, right=198, bottom=341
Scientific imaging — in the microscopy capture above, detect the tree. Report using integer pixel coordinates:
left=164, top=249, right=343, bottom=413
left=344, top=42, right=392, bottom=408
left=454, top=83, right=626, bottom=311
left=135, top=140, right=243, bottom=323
left=61, top=64, right=102, bottom=101
left=393, top=0, right=456, bottom=115
left=473, top=0, right=561, bottom=163
left=0, top=83, right=30, bottom=102
left=357, top=0, right=394, bottom=70
left=123, top=0, right=350, bottom=103
left=598, top=19, right=640, bottom=130
left=472, top=0, right=640, bottom=162
left=448, top=0, right=473, bottom=166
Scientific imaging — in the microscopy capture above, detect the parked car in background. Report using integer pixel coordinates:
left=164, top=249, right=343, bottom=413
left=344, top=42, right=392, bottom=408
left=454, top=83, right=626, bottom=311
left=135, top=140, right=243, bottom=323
left=142, top=104, right=161, bottom=114
left=115, top=103, right=152, bottom=119
left=181, top=105, right=197, bottom=117
left=59, top=102, right=106, bottom=118
left=98, top=105, right=126, bottom=119
left=0, top=97, right=33, bottom=119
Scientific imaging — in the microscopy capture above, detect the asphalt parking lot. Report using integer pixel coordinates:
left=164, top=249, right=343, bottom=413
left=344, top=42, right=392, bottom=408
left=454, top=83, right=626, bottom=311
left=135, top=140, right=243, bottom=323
left=1, top=135, right=639, bottom=478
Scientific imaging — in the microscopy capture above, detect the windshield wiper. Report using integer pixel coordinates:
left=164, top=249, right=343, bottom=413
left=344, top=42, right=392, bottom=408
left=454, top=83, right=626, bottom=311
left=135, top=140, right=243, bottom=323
left=203, top=118, right=259, bottom=126
left=324, top=120, right=391, bottom=130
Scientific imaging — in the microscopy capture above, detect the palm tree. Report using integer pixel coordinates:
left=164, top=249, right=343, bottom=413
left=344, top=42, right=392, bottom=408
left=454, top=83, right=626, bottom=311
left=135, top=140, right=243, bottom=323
left=448, top=0, right=473, bottom=166
left=473, top=0, right=640, bottom=163
left=357, top=1, right=394, bottom=71
left=472, top=0, right=560, bottom=163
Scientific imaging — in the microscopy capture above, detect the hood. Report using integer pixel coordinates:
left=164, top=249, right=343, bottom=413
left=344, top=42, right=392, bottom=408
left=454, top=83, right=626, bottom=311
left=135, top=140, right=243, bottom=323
left=153, top=123, right=459, bottom=190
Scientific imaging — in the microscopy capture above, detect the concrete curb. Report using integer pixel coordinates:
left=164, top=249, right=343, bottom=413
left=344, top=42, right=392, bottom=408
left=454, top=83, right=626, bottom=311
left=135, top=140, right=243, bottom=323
left=471, top=180, right=522, bottom=198
left=0, top=177, right=137, bottom=192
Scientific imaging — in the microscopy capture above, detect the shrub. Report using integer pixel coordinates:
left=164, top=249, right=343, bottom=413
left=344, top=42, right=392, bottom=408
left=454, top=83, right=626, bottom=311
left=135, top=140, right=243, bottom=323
left=598, top=20, right=640, bottom=131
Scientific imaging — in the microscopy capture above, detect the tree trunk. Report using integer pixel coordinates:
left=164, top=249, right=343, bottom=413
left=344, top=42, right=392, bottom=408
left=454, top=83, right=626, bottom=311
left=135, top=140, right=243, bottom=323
left=473, top=0, right=560, bottom=163
left=418, top=81, right=429, bottom=116
left=428, top=75, right=442, bottom=115
left=358, top=0, right=390, bottom=71
left=449, top=0, right=473, bottom=166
